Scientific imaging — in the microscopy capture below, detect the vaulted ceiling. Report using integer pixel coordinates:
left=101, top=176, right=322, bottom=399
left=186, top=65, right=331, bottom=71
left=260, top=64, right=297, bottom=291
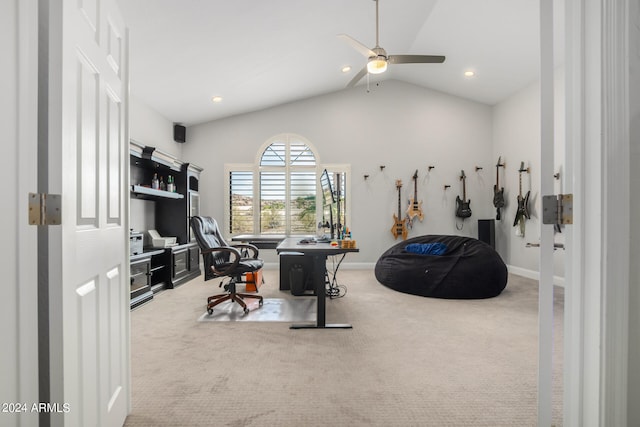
left=117, top=0, right=562, bottom=126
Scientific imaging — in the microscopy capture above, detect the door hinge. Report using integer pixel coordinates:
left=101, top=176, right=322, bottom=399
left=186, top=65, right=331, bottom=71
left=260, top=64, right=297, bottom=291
left=29, top=193, right=61, bottom=225
left=542, top=194, right=573, bottom=225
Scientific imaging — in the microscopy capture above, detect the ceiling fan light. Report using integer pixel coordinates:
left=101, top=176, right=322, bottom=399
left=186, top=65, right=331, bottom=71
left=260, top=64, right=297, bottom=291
left=367, top=57, right=387, bottom=74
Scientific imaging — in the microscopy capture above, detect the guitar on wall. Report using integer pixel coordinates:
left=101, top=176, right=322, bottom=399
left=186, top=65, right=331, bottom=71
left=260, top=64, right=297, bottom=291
left=391, top=180, right=408, bottom=240
left=406, top=170, right=424, bottom=222
left=513, top=162, right=531, bottom=235
left=455, top=170, right=472, bottom=218
left=493, top=156, right=505, bottom=220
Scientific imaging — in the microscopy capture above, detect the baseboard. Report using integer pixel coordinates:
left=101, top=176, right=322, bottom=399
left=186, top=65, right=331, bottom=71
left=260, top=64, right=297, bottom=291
left=507, top=265, right=565, bottom=287
left=263, top=262, right=279, bottom=270
left=268, top=261, right=565, bottom=286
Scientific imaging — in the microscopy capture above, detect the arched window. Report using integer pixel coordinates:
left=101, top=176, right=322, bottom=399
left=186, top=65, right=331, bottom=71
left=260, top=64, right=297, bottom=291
left=227, top=134, right=345, bottom=236
left=257, top=136, right=318, bottom=234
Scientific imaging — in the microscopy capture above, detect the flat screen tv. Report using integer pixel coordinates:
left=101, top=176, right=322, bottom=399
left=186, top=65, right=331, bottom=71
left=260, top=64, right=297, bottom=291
left=319, top=169, right=336, bottom=239
left=320, top=169, right=335, bottom=205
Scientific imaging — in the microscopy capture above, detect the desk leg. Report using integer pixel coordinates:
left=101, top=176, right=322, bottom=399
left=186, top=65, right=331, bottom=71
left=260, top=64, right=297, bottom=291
left=290, top=254, right=352, bottom=329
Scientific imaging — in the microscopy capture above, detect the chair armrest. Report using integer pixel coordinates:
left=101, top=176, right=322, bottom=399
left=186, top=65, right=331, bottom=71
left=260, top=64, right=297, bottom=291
left=230, top=243, right=259, bottom=259
left=201, top=246, right=241, bottom=276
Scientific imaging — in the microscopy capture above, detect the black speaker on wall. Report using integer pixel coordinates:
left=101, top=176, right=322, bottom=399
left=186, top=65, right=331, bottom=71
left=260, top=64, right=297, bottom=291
left=174, top=124, right=186, bottom=143
left=478, top=219, right=495, bottom=249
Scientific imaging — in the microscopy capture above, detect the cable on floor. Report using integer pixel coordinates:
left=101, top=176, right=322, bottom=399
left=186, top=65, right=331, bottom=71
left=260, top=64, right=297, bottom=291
left=326, top=253, right=347, bottom=298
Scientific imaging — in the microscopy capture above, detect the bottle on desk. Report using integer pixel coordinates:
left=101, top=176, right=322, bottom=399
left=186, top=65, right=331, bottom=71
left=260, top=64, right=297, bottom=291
left=341, top=227, right=355, bottom=248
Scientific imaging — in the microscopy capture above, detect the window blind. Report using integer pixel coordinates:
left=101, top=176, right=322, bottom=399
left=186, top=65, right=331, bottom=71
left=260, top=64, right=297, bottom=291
left=229, top=171, right=253, bottom=234
left=260, top=171, right=286, bottom=233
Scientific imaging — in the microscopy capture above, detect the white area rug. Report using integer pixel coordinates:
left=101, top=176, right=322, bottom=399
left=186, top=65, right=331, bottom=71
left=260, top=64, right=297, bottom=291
left=197, top=297, right=316, bottom=322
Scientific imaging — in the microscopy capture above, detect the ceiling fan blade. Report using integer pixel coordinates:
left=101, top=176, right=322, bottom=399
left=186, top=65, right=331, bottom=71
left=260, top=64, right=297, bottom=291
left=337, top=34, right=376, bottom=57
left=346, top=66, right=369, bottom=88
left=388, top=55, right=446, bottom=64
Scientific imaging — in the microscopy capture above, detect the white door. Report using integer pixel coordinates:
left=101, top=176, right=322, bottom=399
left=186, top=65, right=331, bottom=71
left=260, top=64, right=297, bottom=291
left=47, top=0, right=129, bottom=425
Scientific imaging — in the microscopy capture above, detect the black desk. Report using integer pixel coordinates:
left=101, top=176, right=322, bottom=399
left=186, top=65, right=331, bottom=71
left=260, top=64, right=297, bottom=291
left=231, top=234, right=287, bottom=249
left=276, top=237, right=359, bottom=329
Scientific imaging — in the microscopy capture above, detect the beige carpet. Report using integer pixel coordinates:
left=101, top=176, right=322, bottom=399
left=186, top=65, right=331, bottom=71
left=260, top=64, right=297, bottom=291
left=125, top=269, right=563, bottom=427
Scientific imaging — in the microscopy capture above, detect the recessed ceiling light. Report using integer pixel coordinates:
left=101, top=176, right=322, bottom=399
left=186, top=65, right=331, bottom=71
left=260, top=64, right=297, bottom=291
left=464, top=70, right=475, bottom=77
left=341, top=65, right=352, bottom=73
left=212, top=96, right=223, bottom=103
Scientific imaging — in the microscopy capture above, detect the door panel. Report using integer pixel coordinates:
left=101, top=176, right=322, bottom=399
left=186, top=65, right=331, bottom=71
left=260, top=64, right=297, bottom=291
left=104, top=266, right=127, bottom=424
left=78, top=0, right=99, bottom=36
left=76, top=278, right=99, bottom=427
left=106, top=19, right=123, bottom=76
left=77, top=53, right=99, bottom=224
left=106, top=88, right=122, bottom=224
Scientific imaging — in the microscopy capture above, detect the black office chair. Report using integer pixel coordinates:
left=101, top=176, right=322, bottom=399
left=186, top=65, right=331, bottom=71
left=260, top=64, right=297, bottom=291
left=190, top=216, right=264, bottom=315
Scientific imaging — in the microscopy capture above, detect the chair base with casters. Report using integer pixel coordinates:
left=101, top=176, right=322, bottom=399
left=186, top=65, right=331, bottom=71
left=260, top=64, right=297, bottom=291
left=206, top=277, right=264, bottom=315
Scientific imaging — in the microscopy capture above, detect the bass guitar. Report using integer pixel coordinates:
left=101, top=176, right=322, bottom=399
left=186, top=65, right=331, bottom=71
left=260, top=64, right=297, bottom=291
left=493, top=156, right=505, bottom=220
left=455, top=170, right=472, bottom=218
left=391, top=180, right=408, bottom=240
left=406, top=170, right=424, bottom=222
left=513, top=162, right=531, bottom=230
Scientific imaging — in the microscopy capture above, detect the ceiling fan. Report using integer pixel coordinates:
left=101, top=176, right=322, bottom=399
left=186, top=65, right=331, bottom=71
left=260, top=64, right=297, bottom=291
left=339, top=0, right=445, bottom=87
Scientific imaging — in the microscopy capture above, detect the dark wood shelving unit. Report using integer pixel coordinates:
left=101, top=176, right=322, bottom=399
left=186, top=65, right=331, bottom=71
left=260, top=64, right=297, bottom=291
left=129, top=141, right=203, bottom=307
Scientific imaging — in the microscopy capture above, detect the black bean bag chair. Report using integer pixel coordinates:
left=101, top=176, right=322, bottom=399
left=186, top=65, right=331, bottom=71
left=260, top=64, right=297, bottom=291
left=374, top=235, right=507, bottom=299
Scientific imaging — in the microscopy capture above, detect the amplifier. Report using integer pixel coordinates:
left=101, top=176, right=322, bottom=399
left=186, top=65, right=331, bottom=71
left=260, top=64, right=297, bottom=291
left=478, top=219, right=495, bottom=249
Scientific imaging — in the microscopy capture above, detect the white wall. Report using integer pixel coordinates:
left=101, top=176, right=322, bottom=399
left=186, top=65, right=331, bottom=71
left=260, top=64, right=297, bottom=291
left=182, top=80, right=495, bottom=264
left=628, top=0, right=640, bottom=422
left=130, top=96, right=182, bottom=158
left=492, top=73, right=565, bottom=281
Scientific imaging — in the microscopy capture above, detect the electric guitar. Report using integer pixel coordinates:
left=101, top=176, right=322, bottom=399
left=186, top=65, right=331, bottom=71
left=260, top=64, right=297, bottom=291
left=455, top=170, right=472, bottom=218
left=391, top=180, right=408, bottom=240
left=493, top=156, right=505, bottom=220
left=513, top=162, right=531, bottom=227
left=406, top=170, right=424, bottom=222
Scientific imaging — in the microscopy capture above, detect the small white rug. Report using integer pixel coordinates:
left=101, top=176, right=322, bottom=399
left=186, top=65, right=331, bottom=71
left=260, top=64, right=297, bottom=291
left=197, top=297, right=316, bottom=322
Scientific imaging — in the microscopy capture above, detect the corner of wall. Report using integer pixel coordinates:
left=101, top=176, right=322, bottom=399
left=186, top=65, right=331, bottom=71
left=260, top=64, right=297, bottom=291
left=129, top=95, right=183, bottom=159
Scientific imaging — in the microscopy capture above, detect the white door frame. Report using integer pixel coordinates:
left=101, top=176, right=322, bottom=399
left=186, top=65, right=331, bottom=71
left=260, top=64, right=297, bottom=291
left=538, top=1, right=556, bottom=425
left=563, top=0, right=630, bottom=426
left=2, top=0, right=40, bottom=426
